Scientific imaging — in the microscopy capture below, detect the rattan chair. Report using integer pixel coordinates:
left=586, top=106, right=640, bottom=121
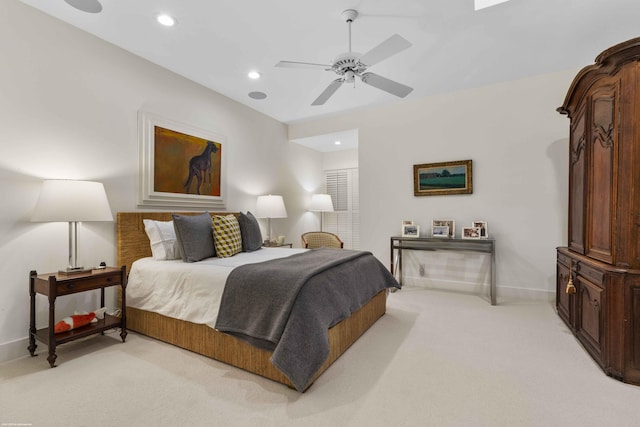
left=301, top=231, right=344, bottom=249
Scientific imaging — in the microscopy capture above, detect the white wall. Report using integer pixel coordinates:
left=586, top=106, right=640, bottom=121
left=0, top=1, right=322, bottom=362
left=289, top=69, right=576, bottom=300
left=323, top=148, right=358, bottom=171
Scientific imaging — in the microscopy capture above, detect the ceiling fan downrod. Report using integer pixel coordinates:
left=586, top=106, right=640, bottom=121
left=342, top=9, right=358, bottom=53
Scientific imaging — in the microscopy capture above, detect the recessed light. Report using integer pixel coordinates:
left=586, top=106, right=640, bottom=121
left=248, top=71, right=261, bottom=80
left=157, top=14, right=176, bottom=26
left=334, top=140, right=341, bottom=145
left=248, top=91, right=267, bottom=100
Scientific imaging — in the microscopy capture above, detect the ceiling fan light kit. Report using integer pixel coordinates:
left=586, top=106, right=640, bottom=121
left=276, top=9, right=413, bottom=106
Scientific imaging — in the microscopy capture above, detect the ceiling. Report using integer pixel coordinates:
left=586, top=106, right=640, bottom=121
left=18, top=0, right=640, bottom=129
left=291, top=129, right=359, bottom=153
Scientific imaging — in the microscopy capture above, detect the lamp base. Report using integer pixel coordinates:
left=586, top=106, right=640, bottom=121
left=58, top=266, right=91, bottom=275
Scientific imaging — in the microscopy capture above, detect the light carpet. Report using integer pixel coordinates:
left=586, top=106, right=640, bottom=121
left=2, top=287, right=640, bottom=426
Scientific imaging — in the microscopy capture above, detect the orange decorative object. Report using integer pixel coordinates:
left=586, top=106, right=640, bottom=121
left=54, top=312, right=96, bottom=334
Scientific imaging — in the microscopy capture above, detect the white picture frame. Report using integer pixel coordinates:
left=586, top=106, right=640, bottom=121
left=432, top=219, right=455, bottom=238
left=472, top=220, right=488, bottom=238
left=138, top=110, right=227, bottom=208
left=402, top=224, right=420, bottom=238
left=432, top=225, right=449, bottom=237
left=462, top=226, right=482, bottom=239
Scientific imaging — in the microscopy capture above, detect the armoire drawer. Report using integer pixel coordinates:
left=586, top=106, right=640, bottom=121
left=577, top=262, right=605, bottom=286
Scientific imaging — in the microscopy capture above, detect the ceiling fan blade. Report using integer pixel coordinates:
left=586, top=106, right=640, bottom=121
left=358, top=34, right=412, bottom=67
left=360, top=72, right=413, bottom=98
left=312, top=79, right=343, bottom=106
left=275, top=61, right=331, bottom=70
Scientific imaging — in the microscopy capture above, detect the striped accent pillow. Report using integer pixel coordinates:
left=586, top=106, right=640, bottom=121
left=212, top=214, right=243, bottom=258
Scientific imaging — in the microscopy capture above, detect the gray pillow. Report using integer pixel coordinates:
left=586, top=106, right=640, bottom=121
left=238, top=211, right=263, bottom=252
left=172, top=212, right=216, bottom=262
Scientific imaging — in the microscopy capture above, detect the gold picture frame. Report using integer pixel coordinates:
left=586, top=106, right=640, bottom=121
left=413, top=160, right=473, bottom=196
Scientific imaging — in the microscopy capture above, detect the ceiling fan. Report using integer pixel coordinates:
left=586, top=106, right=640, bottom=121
left=275, top=9, right=413, bottom=106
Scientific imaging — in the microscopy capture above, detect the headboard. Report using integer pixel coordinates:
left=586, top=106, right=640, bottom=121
left=116, top=211, right=238, bottom=273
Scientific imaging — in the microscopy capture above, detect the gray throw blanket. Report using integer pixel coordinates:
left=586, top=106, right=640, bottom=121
left=215, top=248, right=400, bottom=391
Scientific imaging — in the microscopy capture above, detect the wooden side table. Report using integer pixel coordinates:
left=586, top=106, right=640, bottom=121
left=28, top=266, right=127, bottom=367
left=263, top=242, right=293, bottom=248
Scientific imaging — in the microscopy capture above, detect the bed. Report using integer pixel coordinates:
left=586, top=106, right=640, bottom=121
left=116, top=211, right=398, bottom=391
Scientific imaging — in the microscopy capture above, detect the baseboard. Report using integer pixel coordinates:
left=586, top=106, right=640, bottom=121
left=497, top=285, right=555, bottom=302
left=0, top=336, right=29, bottom=364
left=401, top=277, right=554, bottom=303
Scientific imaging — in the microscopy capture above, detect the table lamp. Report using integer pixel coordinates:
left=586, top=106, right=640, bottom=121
left=255, top=194, right=287, bottom=243
left=32, top=180, right=113, bottom=274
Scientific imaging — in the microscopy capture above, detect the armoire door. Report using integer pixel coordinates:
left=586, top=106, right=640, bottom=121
left=585, top=81, right=618, bottom=264
left=568, top=107, right=587, bottom=254
left=576, top=274, right=605, bottom=365
left=556, top=260, right=573, bottom=328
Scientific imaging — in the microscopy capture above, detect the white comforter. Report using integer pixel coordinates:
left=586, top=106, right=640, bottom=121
left=126, top=247, right=308, bottom=328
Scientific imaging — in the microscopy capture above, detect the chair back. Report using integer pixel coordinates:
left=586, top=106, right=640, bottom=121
left=301, top=231, right=344, bottom=249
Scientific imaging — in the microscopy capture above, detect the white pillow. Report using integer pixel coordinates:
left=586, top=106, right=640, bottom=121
left=143, top=219, right=181, bottom=260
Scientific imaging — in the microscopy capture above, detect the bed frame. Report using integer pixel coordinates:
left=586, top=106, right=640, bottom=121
left=116, top=211, right=387, bottom=390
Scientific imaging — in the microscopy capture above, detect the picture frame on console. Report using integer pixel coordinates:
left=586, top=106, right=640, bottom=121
left=462, top=226, right=482, bottom=239
left=432, top=225, right=449, bottom=238
left=138, top=110, right=226, bottom=209
left=402, top=224, right=420, bottom=238
left=472, top=221, right=488, bottom=238
left=433, top=219, right=455, bottom=238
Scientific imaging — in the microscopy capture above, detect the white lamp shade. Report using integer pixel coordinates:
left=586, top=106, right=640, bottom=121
left=308, top=194, right=334, bottom=212
left=255, top=194, right=287, bottom=218
left=32, top=180, right=113, bottom=222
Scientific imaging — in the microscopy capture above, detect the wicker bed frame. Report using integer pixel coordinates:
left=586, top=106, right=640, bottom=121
left=116, top=212, right=387, bottom=390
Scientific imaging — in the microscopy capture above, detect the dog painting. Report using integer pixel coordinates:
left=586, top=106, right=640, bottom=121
left=153, top=126, right=222, bottom=196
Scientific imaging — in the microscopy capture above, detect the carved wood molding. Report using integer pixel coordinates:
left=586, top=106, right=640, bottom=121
left=593, top=123, right=614, bottom=149
left=580, top=286, right=601, bottom=312
left=571, top=134, right=586, bottom=165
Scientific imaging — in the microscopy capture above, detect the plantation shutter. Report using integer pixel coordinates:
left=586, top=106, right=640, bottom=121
left=324, top=168, right=359, bottom=249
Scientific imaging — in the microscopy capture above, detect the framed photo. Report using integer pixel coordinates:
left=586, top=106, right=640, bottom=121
left=413, top=160, right=473, bottom=196
left=138, top=111, right=226, bottom=208
left=432, top=225, right=449, bottom=238
left=472, top=221, right=488, bottom=238
left=432, top=219, right=455, bottom=238
left=402, top=224, right=420, bottom=238
left=462, top=226, right=482, bottom=239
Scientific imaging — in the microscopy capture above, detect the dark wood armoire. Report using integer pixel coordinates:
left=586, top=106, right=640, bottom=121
left=556, top=37, right=640, bottom=385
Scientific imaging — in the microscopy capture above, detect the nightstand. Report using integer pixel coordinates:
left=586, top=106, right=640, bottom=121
left=28, top=266, right=127, bottom=367
left=263, top=242, right=293, bottom=248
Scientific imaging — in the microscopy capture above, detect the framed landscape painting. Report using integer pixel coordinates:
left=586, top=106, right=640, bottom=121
left=413, top=160, right=473, bottom=196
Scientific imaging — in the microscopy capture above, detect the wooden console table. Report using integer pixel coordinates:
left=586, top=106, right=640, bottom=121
left=390, top=236, right=496, bottom=305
